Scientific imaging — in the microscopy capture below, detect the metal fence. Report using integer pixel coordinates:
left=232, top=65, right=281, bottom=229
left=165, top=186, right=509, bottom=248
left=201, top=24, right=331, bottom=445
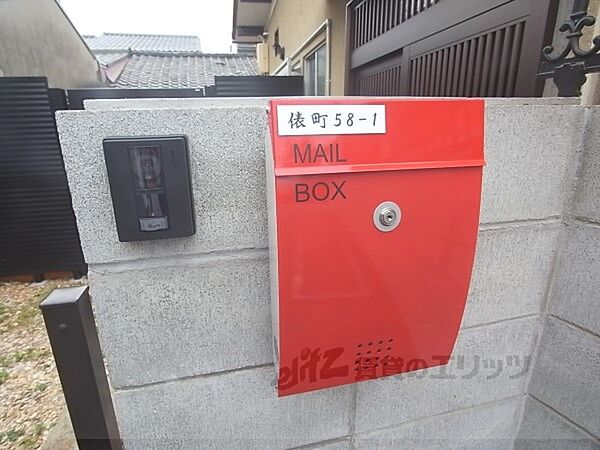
left=0, top=77, right=86, bottom=277
left=206, top=75, right=303, bottom=97
left=66, top=87, right=205, bottom=109
left=69, top=76, right=303, bottom=108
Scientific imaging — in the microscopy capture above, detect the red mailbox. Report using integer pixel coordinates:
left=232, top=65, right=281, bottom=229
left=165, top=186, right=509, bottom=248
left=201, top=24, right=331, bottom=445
left=267, top=98, right=485, bottom=396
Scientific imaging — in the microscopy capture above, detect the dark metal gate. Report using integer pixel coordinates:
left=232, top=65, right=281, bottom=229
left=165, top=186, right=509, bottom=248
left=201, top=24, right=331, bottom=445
left=206, top=75, right=304, bottom=96
left=0, top=77, right=86, bottom=277
left=68, top=76, right=304, bottom=108
left=66, top=87, right=206, bottom=110
left=347, top=0, right=559, bottom=97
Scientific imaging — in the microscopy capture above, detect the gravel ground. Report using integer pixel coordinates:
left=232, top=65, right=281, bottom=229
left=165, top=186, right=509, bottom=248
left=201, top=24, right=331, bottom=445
left=0, top=278, right=86, bottom=450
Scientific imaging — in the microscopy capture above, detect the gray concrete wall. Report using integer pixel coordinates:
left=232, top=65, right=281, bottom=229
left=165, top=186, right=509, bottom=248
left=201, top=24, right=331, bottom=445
left=56, top=99, right=596, bottom=449
left=0, top=0, right=101, bottom=88
left=82, top=96, right=580, bottom=111
left=515, top=107, right=600, bottom=448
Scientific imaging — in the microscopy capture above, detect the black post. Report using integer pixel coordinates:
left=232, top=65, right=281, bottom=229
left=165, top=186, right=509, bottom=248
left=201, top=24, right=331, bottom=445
left=573, top=0, right=590, bottom=15
left=40, top=286, right=122, bottom=450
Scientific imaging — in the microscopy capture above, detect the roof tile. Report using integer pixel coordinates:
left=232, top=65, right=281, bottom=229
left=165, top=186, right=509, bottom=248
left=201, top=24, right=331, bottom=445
left=113, top=52, right=258, bottom=88
left=95, top=52, right=129, bottom=66
left=84, top=33, right=202, bottom=52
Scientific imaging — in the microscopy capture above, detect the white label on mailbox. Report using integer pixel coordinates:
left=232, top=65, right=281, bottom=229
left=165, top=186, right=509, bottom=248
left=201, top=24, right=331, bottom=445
left=277, top=104, right=386, bottom=136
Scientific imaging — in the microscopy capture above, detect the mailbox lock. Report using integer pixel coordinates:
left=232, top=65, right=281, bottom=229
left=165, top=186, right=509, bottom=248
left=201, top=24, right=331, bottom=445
left=373, top=201, right=401, bottom=232
left=380, top=208, right=397, bottom=226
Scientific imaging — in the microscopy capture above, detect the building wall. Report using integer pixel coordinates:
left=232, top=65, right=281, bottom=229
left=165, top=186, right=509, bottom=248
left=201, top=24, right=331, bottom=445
left=265, top=0, right=346, bottom=95
left=264, top=0, right=600, bottom=100
left=581, top=1, right=600, bottom=105
left=515, top=107, right=600, bottom=447
left=56, top=97, right=596, bottom=448
left=0, top=0, right=101, bottom=88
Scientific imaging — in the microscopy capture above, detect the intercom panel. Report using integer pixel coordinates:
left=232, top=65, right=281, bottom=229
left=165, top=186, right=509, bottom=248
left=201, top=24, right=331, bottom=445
left=103, top=136, right=195, bottom=242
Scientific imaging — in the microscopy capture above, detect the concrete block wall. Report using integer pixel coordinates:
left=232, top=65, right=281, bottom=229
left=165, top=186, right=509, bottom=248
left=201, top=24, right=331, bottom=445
left=56, top=98, right=594, bottom=449
left=515, top=107, right=600, bottom=448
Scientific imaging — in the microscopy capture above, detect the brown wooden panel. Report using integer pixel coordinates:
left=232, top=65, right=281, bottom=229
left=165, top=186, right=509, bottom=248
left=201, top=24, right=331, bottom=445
left=479, top=31, right=493, bottom=96
left=439, top=47, right=449, bottom=95
left=465, top=38, right=477, bottom=96
left=488, top=28, right=503, bottom=95
left=348, top=0, right=558, bottom=97
left=497, top=25, right=513, bottom=96
left=451, top=42, right=462, bottom=96
left=432, top=51, right=439, bottom=95
left=472, top=35, right=485, bottom=96
left=355, top=64, right=403, bottom=96
left=506, top=21, right=525, bottom=96
left=350, top=0, right=449, bottom=51
left=354, top=18, right=528, bottom=98
left=350, top=0, right=521, bottom=66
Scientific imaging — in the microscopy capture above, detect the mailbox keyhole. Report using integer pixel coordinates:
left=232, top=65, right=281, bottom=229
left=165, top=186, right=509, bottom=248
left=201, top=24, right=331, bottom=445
left=373, top=201, right=401, bottom=232
left=380, top=209, right=397, bottom=226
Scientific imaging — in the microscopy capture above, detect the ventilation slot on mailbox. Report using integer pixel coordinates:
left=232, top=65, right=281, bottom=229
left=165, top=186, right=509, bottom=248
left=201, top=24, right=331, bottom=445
left=354, top=338, right=394, bottom=372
